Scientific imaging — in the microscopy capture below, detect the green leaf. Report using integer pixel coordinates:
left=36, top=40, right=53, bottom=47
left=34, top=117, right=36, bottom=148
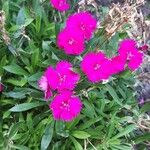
left=9, top=122, right=24, bottom=139
left=70, top=136, right=83, bottom=150
left=35, top=15, right=41, bottom=33
left=41, top=121, right=54, bottom=150
left=134, top=133, right=150, bottom=144
left=4, top=64, right=28, bottom=76
left=0, top=55, right=7, bottom=75
left=140, top=102, right=150, bottom=113
left=31, top=48, right=39, bottom=70
left=10, top=145, right=30, bottom=150
left=28, top=72, right=43, bottom=82
left=83, top=100, right=97, bottom=118
left=16, top=8, right=25, bottom=25
left=106, top=84, right=123, bottom=106
left=111, top=144, right=132, bottom=150
left=9, top=102, right=45, bottom=112
left=79, top=117, right=101, bottom=130
left=24, top=18, right=34, bottom=27
left=109, top=124, right=136, bottom=140
left=55, top=121, right=69, bottom=137
left=5, top=78, right=27, bottom=87
left=72, top=131, right=91, bottom=139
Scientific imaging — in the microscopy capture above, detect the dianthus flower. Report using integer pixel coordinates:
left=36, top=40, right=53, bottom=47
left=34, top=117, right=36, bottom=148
left=57, top=28, right=85, bottom=55
left=128, top=51, right=144, bottom=71
left=45, top=61, right=80, bottom=91
left=118, top=39, right=137, bottom=58
left=66, top=12, right=97, bottom=40
left=50, top=91, right=82, bottom=121
left=81, top=52, right=112, bottom=82
left=118, top=39, right=144, bottom=70
left=50, top=0, right=70, bottom=12
left=38, top=76, right=52, bottom=100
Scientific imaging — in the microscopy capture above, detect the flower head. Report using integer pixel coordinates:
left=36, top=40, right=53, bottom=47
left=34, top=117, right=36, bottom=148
left=118, top=39, right=144, bottom=71
left=50, top=91, right=82, bottom=121
left=118, top=39, right=137, bottom=59
left=128, top=51, right=144, bottom=71
left=66, top=12, right=97, bottom=40
left=57, top=28, right=85, bottom=55
left=50, top=0, right=70, bottom=12
left=38, top=76, right=52, bottom=100
left=81, top=52, right=112, bottom=82
left=45, top=61, right=80, bottom=91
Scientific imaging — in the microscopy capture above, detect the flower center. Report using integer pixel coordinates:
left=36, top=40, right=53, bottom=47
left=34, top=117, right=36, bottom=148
left=59, top=74, right=66, bottom=84
left=94, top=64, right=100, bottom=70
left=68, top=38, right=74, bottom=45
left=80, top=23, right=86, bottom=31
left=61, top=101, right=70, bottom=111
left=127, top=52, right=134, bottom=60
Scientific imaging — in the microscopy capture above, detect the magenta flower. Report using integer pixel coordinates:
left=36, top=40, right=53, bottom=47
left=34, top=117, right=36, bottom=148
left=50, top=0, right=70, bottom=12
left=50, top=91, right=82, bottom=121
left=128, top=51, right=144, bottom=71
left=45, top=61, right=80, bottom=91
left=118, top=39, right=144, bottom=70
left=57, top=28, right=85, bottom=55
left=81, top=52, right=112, bottom=82
left=110, top=55, right=126, bottom=74
left=38, top=76, right=52, bottom=100
left=118, top=39, right=138, bottom=59
left=66, top=12, right=97, bottom=40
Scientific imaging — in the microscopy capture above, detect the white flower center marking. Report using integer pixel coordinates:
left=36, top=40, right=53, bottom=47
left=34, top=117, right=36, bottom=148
left=61, top=101, right=70, bottom=111
left=68, top=38, right=74, bottom=45
left=94, top=64, right=100, bottom=70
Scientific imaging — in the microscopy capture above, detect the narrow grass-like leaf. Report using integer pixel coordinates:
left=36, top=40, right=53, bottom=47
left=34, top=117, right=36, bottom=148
left=4, top=64, right=28, bottom=76
left=106, top=84, right=123, bottom=106
left=9, top=102, right=45, bottom=112
left=41, top=121, right=54, bottom=150
left=72, top=131, right=91, bottom=139
left=70, top=136, right=83, bottom=150
left=109, top=124, right=136, bottom=140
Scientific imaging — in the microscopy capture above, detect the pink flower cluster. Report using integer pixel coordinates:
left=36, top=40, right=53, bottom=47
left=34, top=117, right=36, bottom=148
left=81, top=39, right=144, bottom=82
left=39, top=8, right=144, bottom=122
left=38, top=61, right=82, bottom=122
left=50, top=0, right=70, bottom=12
left=57, top=12, right=97, bottom=55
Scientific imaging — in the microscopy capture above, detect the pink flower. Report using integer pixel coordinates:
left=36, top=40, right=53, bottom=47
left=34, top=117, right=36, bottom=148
left=45, top=61, right=80, bottom=91
left=110, top=55, right=126, bottom=74
left=81, top=52, right=112, bottom=82
left=57, top=28, right=85, bottom=55
left=38, top=76, right=52, bottom=100
left=128, top=51, right=144, bottom=71
left=118, top=39, right=137, bottom=59
left=50, top=91, right=82, bottom=121
left=50, top=0, right=70, bottom=12
left=66, top=12, right=97, bottom=40
left=118, top=39, right=144, bottom=70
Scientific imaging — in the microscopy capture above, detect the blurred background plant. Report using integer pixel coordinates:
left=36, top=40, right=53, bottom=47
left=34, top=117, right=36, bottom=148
left=0, top=0, right=150, bottom=150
